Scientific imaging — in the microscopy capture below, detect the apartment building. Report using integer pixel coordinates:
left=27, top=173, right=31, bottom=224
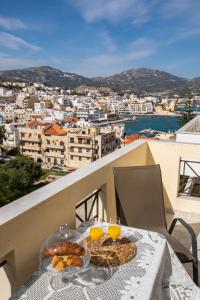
left=3, top=123, right=25, bottom=150
left=43, top=123, right=68, bottom=166
left=118, top=101, right=153, bottom=115
left=19, top=119, right=47, bottom=162
left=68, top=126, right=119, bottom=168
left=19, top=120, right=119, bottom=168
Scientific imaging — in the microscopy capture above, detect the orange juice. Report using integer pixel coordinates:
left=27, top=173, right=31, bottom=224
left=108, top=225, right=121, bottom=240
left=90, top=227, right=104, bottom=240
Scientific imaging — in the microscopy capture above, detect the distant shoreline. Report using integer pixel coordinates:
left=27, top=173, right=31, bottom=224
left=132, top=113, right=178, bottom=117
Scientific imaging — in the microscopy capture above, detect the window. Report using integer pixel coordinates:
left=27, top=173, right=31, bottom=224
left=70, top=137, right=74, bottom=143
left=70, top=155, right=74, bottom=160
left=61, top=151, right=64, bottom=155
left=86, top=149, right=90, bottom=152
left=38, top=134, right=41, bottom=138
left=178, top=159, right=200, bottom=198
left=78, top=148, right=82, bottom=153
left=47, top=140, right=50, bottom=145
left=79, top=157, right=82, bottom=161
left=78, top=138, right=82, bottom=144
left=47, top=158, right=51, bottom=163
left=60, top=141, right=64, bottom=146
left=87, top=140, right=90, bottom=145
left=60, top=159, right=64, bottom=164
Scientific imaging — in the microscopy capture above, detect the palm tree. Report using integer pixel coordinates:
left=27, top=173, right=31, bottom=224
left=179, top=100, right=195, bottom=127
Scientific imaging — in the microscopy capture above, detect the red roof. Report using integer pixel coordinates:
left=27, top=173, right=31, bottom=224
left=44, top=123, right=67, bottom=136
left=27, top=118, right=50, bottom=127
left=65, top=117, right=79, bottom=123
left=125, top=134, right=156, bottom=145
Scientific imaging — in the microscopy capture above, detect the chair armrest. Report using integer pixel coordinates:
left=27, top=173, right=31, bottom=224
left=0, top=260, right=7, bottom=268
left=168, top=218, right=198, bottom=262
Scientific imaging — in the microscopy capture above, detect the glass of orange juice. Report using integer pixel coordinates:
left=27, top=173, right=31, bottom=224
left=108, top=216, right=121, bottom=245
left=90, top=226, right=104, bottom=241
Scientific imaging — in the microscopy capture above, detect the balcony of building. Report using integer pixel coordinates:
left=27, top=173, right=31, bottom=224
left=45, top=152, right=65, bottom=159
left=69, top=142, right=98, bottom=149
left=0, top=139, right=200, bottom=299
left=21, top=136, right=42, bottom=143
left=69, top=149, right=93, bottom=158
left=21, top=144, right=41, bottom=151
left=45, top=144, right=65, bottom=150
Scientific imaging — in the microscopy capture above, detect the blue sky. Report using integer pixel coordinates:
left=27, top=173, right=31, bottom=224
left=0, top=0, right=200, bottom=78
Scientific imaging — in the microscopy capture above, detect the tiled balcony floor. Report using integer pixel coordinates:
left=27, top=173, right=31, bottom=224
left=166, top=211, right=200, bottom=283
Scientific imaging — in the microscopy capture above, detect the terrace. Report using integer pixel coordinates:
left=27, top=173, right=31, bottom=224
left=0, top=139, right=200, bottom=299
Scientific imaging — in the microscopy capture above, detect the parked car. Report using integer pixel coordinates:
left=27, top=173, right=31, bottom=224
left=51, top=166, right=62, bottom=171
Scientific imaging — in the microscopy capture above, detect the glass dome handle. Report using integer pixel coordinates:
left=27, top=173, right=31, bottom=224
left=59, top=224, right=69, bottom=233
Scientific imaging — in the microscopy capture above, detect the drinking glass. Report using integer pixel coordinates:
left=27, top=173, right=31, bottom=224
left=108, top=216, right=121, bottom=245
left=90, top=218, right=104, bottom=241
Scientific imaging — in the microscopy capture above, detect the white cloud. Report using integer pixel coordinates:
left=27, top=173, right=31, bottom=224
left=72, top=0, right=200, bottom=29
left=160, top=0, right=197, bottom=19
left=73, top=0, right=157, bottom=25
left=99, top=30, right=117, bottom=52
left=0, top=32, right=41, bottom=51
left=0, top=53, right=60, bottom=70
left=68, top=37, right=156, bottom=77
left=0, top=17, right=26, bottom=30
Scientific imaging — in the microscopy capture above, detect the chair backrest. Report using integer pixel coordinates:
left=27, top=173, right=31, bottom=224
left=113, top=165, right=167, bottom=232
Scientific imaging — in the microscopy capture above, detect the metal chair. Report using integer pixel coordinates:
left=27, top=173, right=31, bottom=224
left=113, top=164, right=199, bottom=286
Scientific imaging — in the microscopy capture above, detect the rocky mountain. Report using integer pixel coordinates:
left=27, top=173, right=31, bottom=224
left=92, top=68, right=187, bottom=92
left=0, top=66, right=199, bottom=93
left=0, top=66, right=92, bottom=88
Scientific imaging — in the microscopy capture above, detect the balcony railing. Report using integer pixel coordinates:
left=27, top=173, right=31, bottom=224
left=179, top=159, right=200, bottom=197
left=45, top=144, right=65, bottom=150
left=75, top=189, right=102, bottom=225
left=69, top=151, right=93, bottom=158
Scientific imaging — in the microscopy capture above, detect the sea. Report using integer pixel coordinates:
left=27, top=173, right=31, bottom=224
left=125, top=115, right=180, bottom=135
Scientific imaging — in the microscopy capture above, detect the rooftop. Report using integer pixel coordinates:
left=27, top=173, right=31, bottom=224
left=27, top=118, right=50, bottom=127
left=43, top=123, right=68, bottom=136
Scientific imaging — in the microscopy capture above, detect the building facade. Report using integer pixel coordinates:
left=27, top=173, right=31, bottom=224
left=19, top=120, right=119, bottom=168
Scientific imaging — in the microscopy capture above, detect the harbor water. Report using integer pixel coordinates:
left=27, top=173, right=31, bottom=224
left=125, top=115, right=180, bottom=135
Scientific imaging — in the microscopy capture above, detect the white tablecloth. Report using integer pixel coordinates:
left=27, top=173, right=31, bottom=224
left=11, top=222, right=200, bottom=300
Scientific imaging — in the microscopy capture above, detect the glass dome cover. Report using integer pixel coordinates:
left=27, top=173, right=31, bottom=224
left=39, top=224, right=90, bottom=275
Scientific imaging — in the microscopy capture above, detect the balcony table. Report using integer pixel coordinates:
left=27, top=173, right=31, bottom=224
left=11, top=222, right=200, bottom=300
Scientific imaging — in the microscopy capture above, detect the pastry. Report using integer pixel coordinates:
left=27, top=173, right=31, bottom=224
left=44, top=242, right=85, bottom=257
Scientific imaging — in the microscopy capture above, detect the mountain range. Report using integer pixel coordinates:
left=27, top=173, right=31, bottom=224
left=0, top=66, right=199, bottom=94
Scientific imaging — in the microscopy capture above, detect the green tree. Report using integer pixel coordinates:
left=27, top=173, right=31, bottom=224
left=179, top=100, right=196, bottom=127
left=0, top=125, right=6, bottom=154
left=0, top=156, right=42, bottom=207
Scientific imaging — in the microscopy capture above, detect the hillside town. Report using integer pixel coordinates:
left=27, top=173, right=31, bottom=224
left=0, top=79, right=199, bottom=170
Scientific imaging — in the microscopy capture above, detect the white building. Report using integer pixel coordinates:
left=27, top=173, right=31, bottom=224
left=45, top=108, right=70, bottom=121
left=0, top=87, right=5, bottom=96
left=3, top=123, right=25, bottom=150
left=176, top=115, right=200, bottom=144
left=34, top=102, right=46, bottom=113
left=118, top=101, right=153, bottom=115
